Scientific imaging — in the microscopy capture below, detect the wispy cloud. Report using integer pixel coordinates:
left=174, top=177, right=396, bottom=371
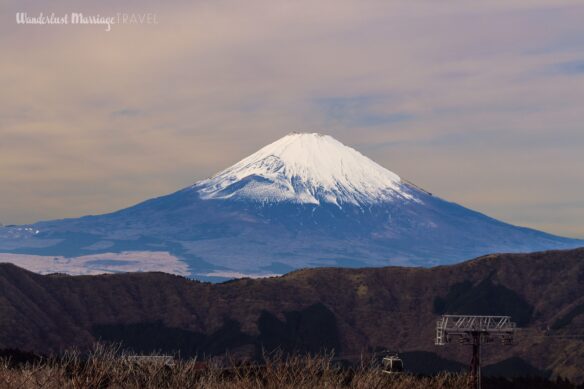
left=316, top=96, right=413, bottom=127
left=111, top=108, right=143, bottom=118
left=1, top=0, right=583, bottom=237
left=550, top=60, right=584, bottom=75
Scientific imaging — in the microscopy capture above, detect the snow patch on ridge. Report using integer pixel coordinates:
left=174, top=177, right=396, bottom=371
left=197, top=271, right=281, bottom=279
left=0, top=251, right=190, bottom=276
left=195, top=132, right=416, bottom=206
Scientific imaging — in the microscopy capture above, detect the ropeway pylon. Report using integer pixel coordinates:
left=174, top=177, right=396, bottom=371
left=435, top=315, right=516, bottom=389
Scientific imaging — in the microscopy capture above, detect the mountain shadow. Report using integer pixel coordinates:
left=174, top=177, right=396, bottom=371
left=256, top=303, right=341, bottom=356
left=433, top=278, right=533, bottom=326
left=92, top=319, right=254, bottom=358
left=484, top=357, right=550, bottom=378
left=92, top=304, right=341, bottom=359
left=399, top=351, right=466, bottom=374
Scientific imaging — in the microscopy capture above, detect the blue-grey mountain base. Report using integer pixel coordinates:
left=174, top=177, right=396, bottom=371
left=0, top=133, right=581, bottom=281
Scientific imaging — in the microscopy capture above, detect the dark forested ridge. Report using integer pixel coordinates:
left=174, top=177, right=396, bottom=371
left=0, top=248, right=583, bottom=382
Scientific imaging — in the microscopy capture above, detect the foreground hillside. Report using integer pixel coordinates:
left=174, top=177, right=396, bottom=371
left=0, top=248, right=583, bottom=382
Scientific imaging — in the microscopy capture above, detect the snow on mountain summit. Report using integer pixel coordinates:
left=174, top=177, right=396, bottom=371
left=195, top=132, right=416, bottom=206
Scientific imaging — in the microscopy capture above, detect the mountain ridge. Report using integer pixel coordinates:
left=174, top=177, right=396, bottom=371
left=0, top=247, right=583, bottom=382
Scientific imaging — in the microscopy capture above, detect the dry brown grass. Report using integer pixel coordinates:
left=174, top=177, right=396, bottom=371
left=0, top=345, right=470, bottom=389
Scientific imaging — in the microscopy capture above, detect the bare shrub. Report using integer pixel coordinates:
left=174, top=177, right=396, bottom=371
left=0, top=344, right=471, bottom=389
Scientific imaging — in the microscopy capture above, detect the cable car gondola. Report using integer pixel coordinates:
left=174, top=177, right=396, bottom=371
left=382, top=353, right=404, bottom=374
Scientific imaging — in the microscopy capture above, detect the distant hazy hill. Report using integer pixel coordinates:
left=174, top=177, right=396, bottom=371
left=0, top=248, right=583, bottom=382
left=0, top=133, right=581, bottom=280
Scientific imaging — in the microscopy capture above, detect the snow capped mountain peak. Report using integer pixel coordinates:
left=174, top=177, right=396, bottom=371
left=3, top=133, right=582, bottom=280
left=195, top=132, right=416, bottom=206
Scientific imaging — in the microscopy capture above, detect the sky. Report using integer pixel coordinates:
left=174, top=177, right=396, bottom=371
left=1, top=0, right=584, bottom=238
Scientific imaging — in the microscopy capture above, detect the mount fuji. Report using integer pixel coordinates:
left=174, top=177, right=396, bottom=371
left=0, top=132, right=581, bottom=280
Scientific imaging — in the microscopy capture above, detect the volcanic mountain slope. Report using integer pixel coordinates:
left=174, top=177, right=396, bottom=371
left=0, top=248, right=583, bottom=382
left=0, top=132, right=581, bottom=280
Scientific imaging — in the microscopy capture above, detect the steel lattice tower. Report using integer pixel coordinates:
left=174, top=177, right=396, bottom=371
left=435, top=315, right=516, bottom=389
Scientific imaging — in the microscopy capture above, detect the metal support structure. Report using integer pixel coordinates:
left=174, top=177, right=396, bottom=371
left=470, top=332, right=481, bottom=388
left=435, top=315, right=516, bottom=389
